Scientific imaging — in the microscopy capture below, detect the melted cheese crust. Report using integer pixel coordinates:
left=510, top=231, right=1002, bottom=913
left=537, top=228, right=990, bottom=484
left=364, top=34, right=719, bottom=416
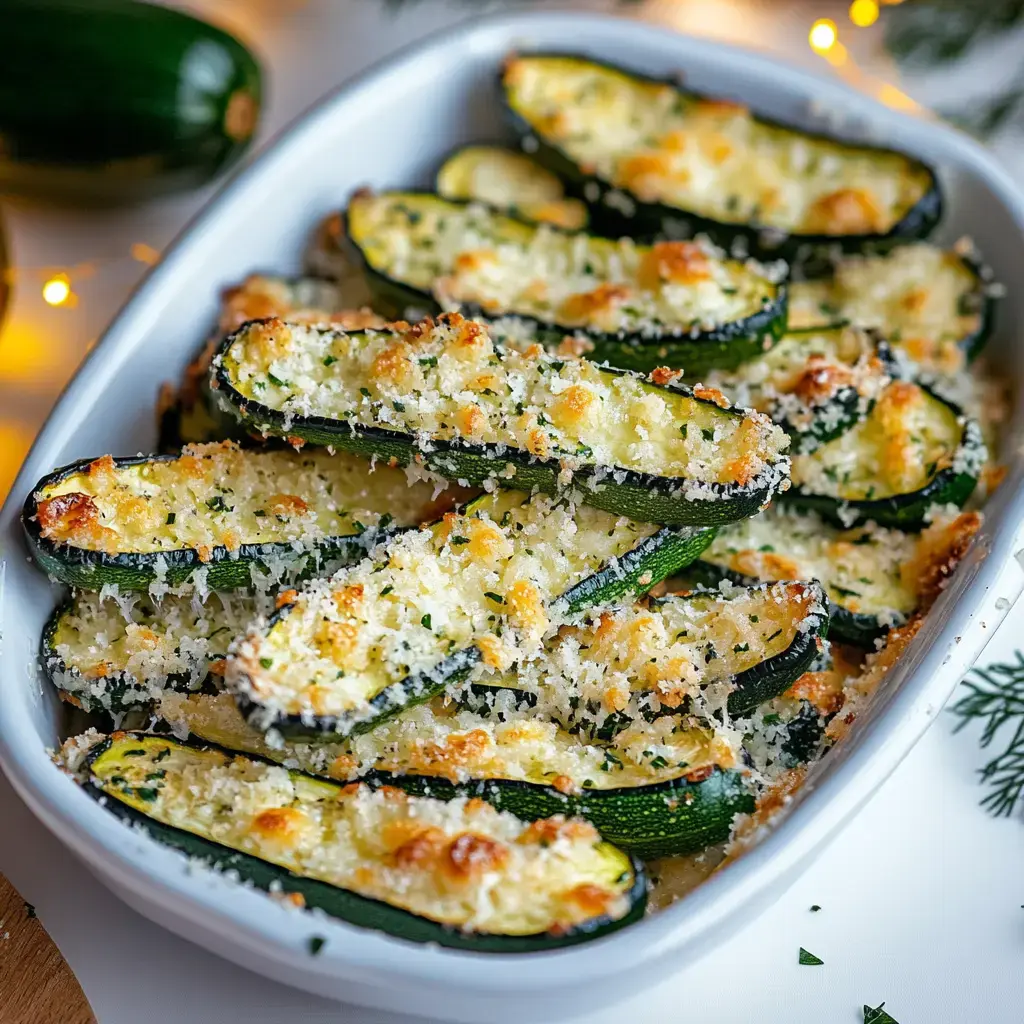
left=227, top=491, right=661, bottom=722
left=50, top=592, right=259, bottom=706
left=701, top=326, right=890, bottom=432
left=347, top=192, right=779, bottom=333
left=790, top=381, right=975, bottom=500
left=87, top=735, right=635, bottom=935
left=504, top=55, right=932, bottom=235
left=218, top=314, right=788, bottom=490
left=34, top=443, right=454, bottom=559
left=481, top=581, right=823, bottom=733
left=788, top=244, right=984, bottom=373
left=159, top=691, right=734, bottom=793
left=437, top=146, right=589, bottom=230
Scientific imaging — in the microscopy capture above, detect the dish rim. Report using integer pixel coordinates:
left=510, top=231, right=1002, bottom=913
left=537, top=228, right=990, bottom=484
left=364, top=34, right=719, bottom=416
left=2, top=7, right=1024, bottom=995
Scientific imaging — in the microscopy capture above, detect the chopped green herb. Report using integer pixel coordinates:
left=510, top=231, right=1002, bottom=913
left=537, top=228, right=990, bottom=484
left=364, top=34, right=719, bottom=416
left=308, top=936, right=326, bottom=956
left=165, top=512, right=176, bottom=525
left=762, top=713, right=781, bottom=725
left=421, top=614, right=432, bottom=630
left=153, top=748, right=172, bottom=763
left=649, top=755, right=669, bottom=770
left=359, top=387, right=371, bottom=398
left=205, top=495, right=233, bottom=513
left=134, top=787, right=160, bottom=802
left=259, top=657, right=273, bottom=670
left=733, top=643, right=750, bottom=653
left=267, top=371, right=289, bottom=388
left=393, top=400, right=406, bottom=412
left=702, top=427, right=715, bottom=441
left=451, top=535, right=469, bottom=546
left=798, top=948, right=824, bottom=966
left=810, top=905, right=821, bottom=912
left=864, top=1004, right=899, bottom=1024
left=380, top=585, right=393, bottom=596
left=323, top=355, right=338, bottom=367
left=419, top=355, right=438, bottom=368
left=253, top=509, right=267, bottom=517
left=766, top=628, right=783, bottom=643
left=484, top=592, right=505, bottom=604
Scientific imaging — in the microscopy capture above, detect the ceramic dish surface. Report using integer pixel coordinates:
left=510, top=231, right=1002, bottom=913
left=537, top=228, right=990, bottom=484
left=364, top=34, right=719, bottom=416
left=2, top=12, right=1024, bottom=1023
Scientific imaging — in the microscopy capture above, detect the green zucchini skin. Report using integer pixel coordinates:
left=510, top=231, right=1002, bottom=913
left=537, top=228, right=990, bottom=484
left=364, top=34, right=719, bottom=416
left=682, top=560, right=887, bottom=648
left=501, top=53, right=942, bottom=258
left=21, top=455, right=391, bottom=592
left=83, top=737, right=646, bottom=951
left=238, top=522, right=717, bottom=740
left=371, top=768, right=754, bottom=861
left=213, top=332, right=786, bottom=528
left=781, top=409, right=984, bottom=530
left=344, top=192, right=789, bottom=378
left=0, top=0, right=262, bottom=203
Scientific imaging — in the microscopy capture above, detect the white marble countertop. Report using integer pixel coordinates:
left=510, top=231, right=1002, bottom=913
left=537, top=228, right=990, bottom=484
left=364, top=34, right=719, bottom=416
left=2, top=3, right=1023, bottom=1021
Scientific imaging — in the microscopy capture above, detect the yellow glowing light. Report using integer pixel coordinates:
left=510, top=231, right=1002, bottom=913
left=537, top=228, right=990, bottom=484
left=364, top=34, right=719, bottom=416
left=825, top=41, right=849, bottom=67
left=809, top=19, right=838, bottom=53
left=849, top=0, right=879, bottom=27
left=42, top=274, right=71, bottom=306
left=130, top=242, right=160, bottom=265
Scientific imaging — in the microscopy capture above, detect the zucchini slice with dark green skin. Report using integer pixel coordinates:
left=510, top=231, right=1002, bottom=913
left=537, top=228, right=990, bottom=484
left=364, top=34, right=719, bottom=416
left=344, top=191, right=788, bottom=375
left=436, top=144, right=590, bottom=230
left=699, top=326, right=897, bottom=454
left=0, top=0, right=261, bottom=203
left=460, top=579, right=829, bottom=732
left=212, top=315, right=791, bottom=527
left=782, top=381, right=984, bottom=529
left=82, top=733, right=645, bottom=950
left=501, top=53, right=941, bottom=256
left=22, top=443, right=462, bottom=591
left=687, top=505, right=982, bottom=646
left=787, top=242, right=1000, bottom=367
left=158, top=690, right=754, bottom=859
left=43, top=591, right=259, bottom=714
left=227, top=489, right=716, bottom=739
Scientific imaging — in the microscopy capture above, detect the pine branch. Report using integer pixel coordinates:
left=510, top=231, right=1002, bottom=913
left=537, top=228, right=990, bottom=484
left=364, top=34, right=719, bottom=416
left=951, top=652, right=1024, bottom=817
left=884, top=0, right=1024, bottom=66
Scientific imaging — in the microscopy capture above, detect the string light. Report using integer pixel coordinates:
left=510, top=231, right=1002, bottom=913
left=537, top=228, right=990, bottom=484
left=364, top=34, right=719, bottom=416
left=849, top=0, right=880, bottom=27
left=42, top=274, right=71, bottom=307
left=809, top=19, right=838, bottom=54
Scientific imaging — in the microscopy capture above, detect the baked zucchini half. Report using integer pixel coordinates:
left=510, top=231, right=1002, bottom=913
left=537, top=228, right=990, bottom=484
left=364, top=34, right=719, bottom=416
left=22, top=442, right=458, bottom=591
left=344, top=191, right=787, bottom=374
left=689, top=505, right=982, bottom=646
left=463, top=579, right=829, bottom=731
left=436, top=144, right=590, bottom=230
left=787, top=242, right=999, bottom=368
left=783, top=381, right=985, bottom=529
left=43, top=591, right=259, bottom=714
left=158, top=690, right=754, bottom=859
left=82, top=733, right=644, bottom=950
left=700, top=325, right=896, bottom=453
left=501, top=53, right=940, bottom=255
left=227, top=489, right=715, bottom=739
left=213, top=314, right=791, bottom=527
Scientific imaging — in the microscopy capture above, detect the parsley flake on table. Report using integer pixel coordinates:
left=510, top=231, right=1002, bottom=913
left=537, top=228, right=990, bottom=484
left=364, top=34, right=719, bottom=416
left=864, top=1002, right=899, bottom=1023
left=798, top=947, right=823, bottom=965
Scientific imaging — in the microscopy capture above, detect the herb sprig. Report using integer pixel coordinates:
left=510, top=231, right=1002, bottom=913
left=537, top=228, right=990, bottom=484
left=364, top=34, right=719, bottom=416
left=951, top=650, right=1024, bottom=816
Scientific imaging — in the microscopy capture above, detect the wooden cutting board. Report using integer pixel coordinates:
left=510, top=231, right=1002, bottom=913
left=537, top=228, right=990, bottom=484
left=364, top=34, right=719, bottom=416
left=0, top=873, right=96, bottom=1024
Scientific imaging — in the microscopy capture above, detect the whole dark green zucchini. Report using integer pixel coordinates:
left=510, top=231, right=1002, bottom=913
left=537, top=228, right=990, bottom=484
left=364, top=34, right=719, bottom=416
left=0, top=0, right=261, bottom=202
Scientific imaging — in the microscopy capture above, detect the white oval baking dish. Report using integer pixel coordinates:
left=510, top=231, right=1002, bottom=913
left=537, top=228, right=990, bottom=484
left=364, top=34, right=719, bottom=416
left=2, top=11, right=1024, bottom=1023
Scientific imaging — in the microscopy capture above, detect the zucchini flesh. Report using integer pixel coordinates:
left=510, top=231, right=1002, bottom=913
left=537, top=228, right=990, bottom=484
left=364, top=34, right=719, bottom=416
left=690, top=505, right=982, bottom=646
left=84, top=733, right=644, bottom=950
left=784, top=382, right=984, bottom=528
left=345, top=191, right=787, bottom=373
left=502, top=54, right=939, bottom=251
left=436, top=145, right=589, bottom=230
left=699, top=326, right=895, bottom=453
left=466, top=580, right=829, bottom=730
left=787, top=243, right=998, bottom=367
left=44, top=591, right=259, bottom=714
left=213, top=314, right=791, bottom=526
left=24, top=442, right=459, bottom=591
left=159, top=691, right=752, bottom=859
left=228, top=489, right=714, bottom=737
